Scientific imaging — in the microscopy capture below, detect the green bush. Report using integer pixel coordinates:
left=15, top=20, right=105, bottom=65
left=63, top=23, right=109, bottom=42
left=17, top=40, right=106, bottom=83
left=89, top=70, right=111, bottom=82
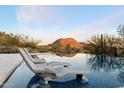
left=84, top=34, right=118, bottom=56
left=0, top=32, right=41, bottom=53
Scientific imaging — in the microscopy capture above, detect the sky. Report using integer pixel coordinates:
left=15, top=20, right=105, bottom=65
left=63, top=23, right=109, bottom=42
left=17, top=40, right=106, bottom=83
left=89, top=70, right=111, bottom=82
left=0, top=5, right=124, bottom=45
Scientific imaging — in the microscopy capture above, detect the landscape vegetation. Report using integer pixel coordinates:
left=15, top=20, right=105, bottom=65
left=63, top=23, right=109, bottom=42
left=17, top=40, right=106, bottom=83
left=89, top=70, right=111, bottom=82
left=0, top=25, right=124, bottom=57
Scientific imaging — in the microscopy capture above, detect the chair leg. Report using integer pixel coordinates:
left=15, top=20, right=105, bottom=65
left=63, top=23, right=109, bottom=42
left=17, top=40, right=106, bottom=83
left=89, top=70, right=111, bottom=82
left=44, top=80, right=48, bottom=84
left=76, top=74, right=83, bottom=80
left=40, top=79, right=48, bottom=84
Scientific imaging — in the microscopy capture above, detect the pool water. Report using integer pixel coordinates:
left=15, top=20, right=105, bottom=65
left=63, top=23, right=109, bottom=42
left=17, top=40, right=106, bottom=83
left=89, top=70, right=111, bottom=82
left=2, top=53, right=124, bottom=88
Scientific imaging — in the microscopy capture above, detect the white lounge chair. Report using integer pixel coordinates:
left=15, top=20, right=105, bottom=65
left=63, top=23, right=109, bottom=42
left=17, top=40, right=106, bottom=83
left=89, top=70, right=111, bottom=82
left=23, top=48, right=47, bottom=64
left=19, top=48, right=87, bottom=83
left=23, top=48, right=71, bottom=67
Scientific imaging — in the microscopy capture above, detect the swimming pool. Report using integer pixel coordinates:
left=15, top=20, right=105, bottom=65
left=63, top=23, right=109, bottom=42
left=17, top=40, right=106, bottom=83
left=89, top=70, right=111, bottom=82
left=2, top=53, right=124, bottom=88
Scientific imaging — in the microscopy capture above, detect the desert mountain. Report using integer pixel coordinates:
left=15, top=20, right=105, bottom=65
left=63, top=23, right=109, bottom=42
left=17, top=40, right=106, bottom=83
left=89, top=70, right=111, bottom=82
left=51, top=38, right=81, bottom=49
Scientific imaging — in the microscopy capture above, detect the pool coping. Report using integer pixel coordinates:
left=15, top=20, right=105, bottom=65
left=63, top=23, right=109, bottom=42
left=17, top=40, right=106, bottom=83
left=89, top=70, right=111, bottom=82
left=0, top=61, right=22, bottom=87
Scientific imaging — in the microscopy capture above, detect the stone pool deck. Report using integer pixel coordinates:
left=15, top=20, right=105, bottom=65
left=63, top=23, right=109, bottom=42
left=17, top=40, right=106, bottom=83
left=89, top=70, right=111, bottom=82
left=0, top=54, right=22, bottom=87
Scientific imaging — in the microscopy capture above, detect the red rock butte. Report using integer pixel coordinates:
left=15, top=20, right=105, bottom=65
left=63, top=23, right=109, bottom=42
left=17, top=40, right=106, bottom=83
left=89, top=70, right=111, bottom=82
left=52, top=38, right=81, bottom=49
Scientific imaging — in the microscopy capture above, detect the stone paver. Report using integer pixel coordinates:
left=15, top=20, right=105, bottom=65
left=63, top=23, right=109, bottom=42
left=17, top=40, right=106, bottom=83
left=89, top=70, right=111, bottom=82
left=0, top=54, right=22, bottom=86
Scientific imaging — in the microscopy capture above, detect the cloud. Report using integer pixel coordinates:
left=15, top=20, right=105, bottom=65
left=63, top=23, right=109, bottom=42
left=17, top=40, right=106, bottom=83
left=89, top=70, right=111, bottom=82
left=16, top=6, right=124, bottom=44
left=71, top=10, right=124, bottom=41
left=17, top=25, right=69, bottom=45
left=16, top=6, right=53, bottom=23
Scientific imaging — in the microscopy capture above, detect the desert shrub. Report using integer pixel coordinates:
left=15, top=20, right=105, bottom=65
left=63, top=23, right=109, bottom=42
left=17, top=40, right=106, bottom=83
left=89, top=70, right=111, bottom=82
left=84, top=34, right=118, bottom=56
left=0, top=32, right=41, bottom=53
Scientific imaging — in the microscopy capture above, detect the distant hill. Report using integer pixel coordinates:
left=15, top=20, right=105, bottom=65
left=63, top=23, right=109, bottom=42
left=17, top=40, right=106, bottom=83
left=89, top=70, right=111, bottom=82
left=49, top=38, right=81, bottom=53
left=52, top=38, right=80, bottom=48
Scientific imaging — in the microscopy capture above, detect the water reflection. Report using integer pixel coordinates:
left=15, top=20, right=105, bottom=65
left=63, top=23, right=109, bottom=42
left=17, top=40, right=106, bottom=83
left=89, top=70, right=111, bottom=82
left=117, top=67, right=124, bottom=84
left=27, top=75, right=88, bottom=88
left=88, top=54, right=124, bottom=85
left=26, top=75, right=50, bottom=88
left=88, top=55, right=124, bottom=72
left=55, top=53, right=76, bottom=57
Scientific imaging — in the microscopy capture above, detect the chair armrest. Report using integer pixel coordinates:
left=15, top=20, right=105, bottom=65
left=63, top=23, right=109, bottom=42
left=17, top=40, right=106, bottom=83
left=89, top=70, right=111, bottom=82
left=33, top=59, right=47, bottom=64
